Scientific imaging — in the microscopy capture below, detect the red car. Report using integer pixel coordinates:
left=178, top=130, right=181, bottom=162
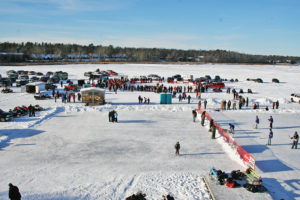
left=65, top=85, right=78, bottom=91
left=206, top=82, right=225, bottom=89
left=107, top=70, right=118, bottom=75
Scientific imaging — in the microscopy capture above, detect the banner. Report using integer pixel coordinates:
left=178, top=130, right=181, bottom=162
left=198, top=107, right=256, bottom=169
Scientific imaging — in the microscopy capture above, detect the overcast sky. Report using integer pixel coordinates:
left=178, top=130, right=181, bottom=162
left=0, top=0, right=299, bottom=56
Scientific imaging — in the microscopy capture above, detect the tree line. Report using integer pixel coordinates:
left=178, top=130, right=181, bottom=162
left=0, top=42, right=299, bottom=64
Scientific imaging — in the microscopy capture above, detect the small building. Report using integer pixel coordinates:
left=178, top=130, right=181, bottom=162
left=80, top=88, right=105, bottom=106
left=23, top=82, right=46, bottom=93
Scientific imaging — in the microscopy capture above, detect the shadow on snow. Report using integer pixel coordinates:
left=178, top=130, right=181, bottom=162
left=0, top=129, right=45, bottom=150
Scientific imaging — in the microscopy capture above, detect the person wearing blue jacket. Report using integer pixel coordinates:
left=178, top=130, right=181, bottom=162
left=255, top=116, right=259, bottom=129
left=268, top=116, right=273, bottom=129
left=267, top=129, right=273, bottom=145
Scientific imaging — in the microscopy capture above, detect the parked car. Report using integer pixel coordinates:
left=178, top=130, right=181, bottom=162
left=206, top=82, right=225, bottom=88
left=6, top=70, right=16, bottom=75
left=46, top=71, right=54, bottom=76
left=214, top=75, right=221, bottom=82
left=40, top=76, right=50, bottom=82
left=0, top=109, right=13, bottom=122
left=30, top=76, right=39, bottom=82
left=36, top=72, right=44, bottom=76
left=272, top=78, right=280, bottom=83
left=16, top=79, right=29, bottom=87
left=255, top=78, right=263, bottom=83
left=0, top=78, right=12, bottom=87
left=48, top=76, right=60, bottom=84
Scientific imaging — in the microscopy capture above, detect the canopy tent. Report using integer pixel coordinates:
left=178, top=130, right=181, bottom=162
left=80, top=88, right=105, bottom=105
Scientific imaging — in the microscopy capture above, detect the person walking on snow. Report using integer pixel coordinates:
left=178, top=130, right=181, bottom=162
left=8, top=183, right=21, bottom=200
left=175, top=142, right=180, bottom=155
left=268, top=116, right=273, bottom=129
left=267, top=129, right=273, bottom=145
left=255, top=115, right=259, bottom=129
left=291, top=131, right=299, bottom=149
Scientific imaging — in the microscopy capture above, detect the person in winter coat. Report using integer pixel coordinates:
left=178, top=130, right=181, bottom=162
left=77, top=93, right=81, bottom=101
left=192, top=110, right=197, bottom=122
left=291, top=131, right=299, bottom=149
left=229, top=123, right=235, bottom=134
left=268, top=116, right=273, bottom=129
left=204, top=99, right=207, bottom=109
left=201, top=111, right=206, bottom=126
left=227, top=100, right=231, bottom=110
left=175, top=141, right=180, bottom=155
left=232, top=101, right=237, bottom=110
left=28, top=104, right=33, bottom=117
left=108, top=111, right=113, bottom=122
left=209, top=119, right=214, bottom=132
left=255, top=116, right=259, bottom=129
left=211, top=124, right=216, bottom=139
left=267, top=129, right=273, bottom=145
left=187, top=95, right=191, bottom=104
left=8, top=183, right=21, bottom=200
left=276, top=100, right=279, bottom=109
left=198, top=100, right=201, bottom=109
left=114, top=111, right=118, bottom=123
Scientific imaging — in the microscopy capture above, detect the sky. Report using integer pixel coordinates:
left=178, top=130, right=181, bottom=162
left=0, top=0, right=299, bottom=56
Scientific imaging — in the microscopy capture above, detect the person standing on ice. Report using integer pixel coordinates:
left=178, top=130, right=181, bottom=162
left=229, top=123, right=235, bottom=136
left=201, top=111, right=206, bottom=126
left=114, top=111, right=118, bottom=123
left=204, top=99, right=207, bottom=109
left=187, top=95, right=191, bottom=104
left=211, top=124, right=216, bottom=139
left=175, top=141, right=180, bottom=155
left=291, top=131, right=299, bottom=149
left=267, top=129, right=273, bottom=145
left=232, top=101, right=237, bottom=110
left=255, top=116, right=259, bottom=129
left=8, top=183, right=21, bottom=200
left=268, top=116, right=273, bottom=129
left=276, top=100, right=279, bottom=109
left=192, top=110, right=197, bottom=122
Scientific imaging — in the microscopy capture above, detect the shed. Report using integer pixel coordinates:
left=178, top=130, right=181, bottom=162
left=25, top=82, right=46, bottom=93
left=160, top=93, right=172, bottom=104
left=80, top=88, right=105, bottom=105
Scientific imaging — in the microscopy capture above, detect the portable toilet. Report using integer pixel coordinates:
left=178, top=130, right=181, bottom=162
left=166, top=93, right=172, bottom=104
left=160, top=93, right=166, bottom=104
left=160, top=93, right=172, bottom=104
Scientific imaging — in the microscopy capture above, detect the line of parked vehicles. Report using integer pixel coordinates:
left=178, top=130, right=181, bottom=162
left=0, top=105, right=44, bottom=122
left=0, top=70, right=68, bottom=88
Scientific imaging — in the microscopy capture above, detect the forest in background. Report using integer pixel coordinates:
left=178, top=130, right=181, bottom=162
left=0, top=42, right=299, bottom=64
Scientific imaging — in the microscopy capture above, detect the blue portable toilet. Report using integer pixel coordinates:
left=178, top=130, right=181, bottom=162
left=160, top=93, right=172, bottom=104
left=166, top=93, right=172, bottom=104
left=160, top=93, right=166, bottom=104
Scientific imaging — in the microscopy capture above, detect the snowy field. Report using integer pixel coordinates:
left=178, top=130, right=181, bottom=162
left=0, top=63, right=300, bottom=200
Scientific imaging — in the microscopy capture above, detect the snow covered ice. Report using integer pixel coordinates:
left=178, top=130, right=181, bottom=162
left=0, top=63, right=300, bottom=200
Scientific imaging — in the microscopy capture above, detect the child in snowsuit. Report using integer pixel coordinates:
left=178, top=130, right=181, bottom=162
left=291, top=131, right=299, bottom=149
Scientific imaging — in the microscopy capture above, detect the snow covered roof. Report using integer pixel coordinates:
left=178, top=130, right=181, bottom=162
left=80, top=87, right=105, bottom=93
left=26, top=82, right=46, bottom=86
